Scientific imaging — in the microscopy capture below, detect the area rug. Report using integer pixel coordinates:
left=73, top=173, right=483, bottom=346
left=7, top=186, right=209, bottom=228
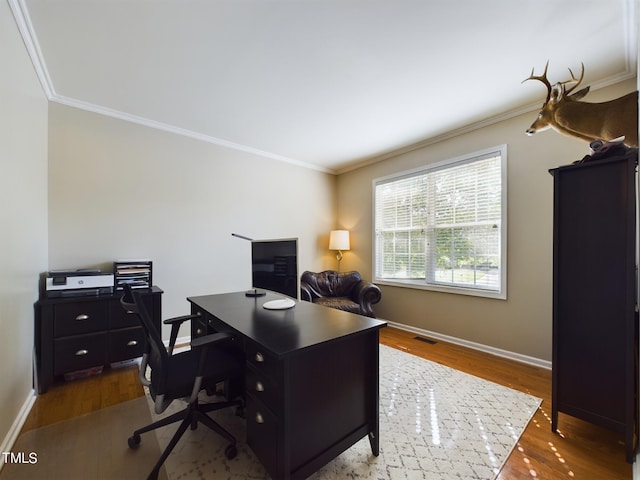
left=1, top=396, right=167, bottom=480
left=147, top=344, right=542, bottom=480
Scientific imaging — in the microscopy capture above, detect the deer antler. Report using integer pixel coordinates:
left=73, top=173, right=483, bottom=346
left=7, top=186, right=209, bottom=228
left=522, top=61, right=551, bottom=103
left=558, top=63, right=585, bottom=97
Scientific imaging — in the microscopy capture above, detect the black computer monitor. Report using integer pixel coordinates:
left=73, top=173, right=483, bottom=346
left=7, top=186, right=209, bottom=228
left=251, top=238, right=298, bottom=299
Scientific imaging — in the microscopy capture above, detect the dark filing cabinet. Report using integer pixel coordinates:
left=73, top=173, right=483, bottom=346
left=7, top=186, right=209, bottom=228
left=34, top=286, right=163, bottom=393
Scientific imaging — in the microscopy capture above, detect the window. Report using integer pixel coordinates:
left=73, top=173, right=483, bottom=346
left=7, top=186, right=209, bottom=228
left=373, top=145, right=506, bottom=299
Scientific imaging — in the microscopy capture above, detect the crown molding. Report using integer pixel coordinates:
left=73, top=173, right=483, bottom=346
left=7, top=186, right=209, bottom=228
left=10, top=0, right=637, bottom=177
left=337, top=0, right=638, bottom=174
left=52, top=94, right=336, bottom=174
left=8, top=0, right=54, bottom=99
left=335, top=67, right=638, bottom=175
left=8, top=0, right=336, bottom=175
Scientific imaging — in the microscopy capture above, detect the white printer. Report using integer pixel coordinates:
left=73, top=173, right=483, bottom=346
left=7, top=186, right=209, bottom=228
left=45, top=269, right=114, bottom=298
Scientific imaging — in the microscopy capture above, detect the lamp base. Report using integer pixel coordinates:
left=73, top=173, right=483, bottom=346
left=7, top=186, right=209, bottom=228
left=245, top=289, right=266, bottom=297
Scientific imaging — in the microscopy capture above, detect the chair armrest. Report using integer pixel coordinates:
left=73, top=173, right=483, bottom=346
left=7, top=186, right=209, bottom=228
left=163, top=313, right=200, bottom=326
left=164, top=313, right=201, bottom=355
left=190, top=331, right=234, bottom=349
left=189, top=332, right=236, bottom=403
left=352, top=281, right=382, bottom=318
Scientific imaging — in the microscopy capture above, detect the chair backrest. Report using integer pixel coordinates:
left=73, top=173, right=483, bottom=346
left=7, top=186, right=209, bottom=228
left=301, top=270, right=362, bottom=297
left=120, top=285, right=169, bottom=395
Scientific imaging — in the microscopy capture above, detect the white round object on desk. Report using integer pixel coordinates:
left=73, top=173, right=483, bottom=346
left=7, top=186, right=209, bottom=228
left=263, top=298, right=296, bottom=310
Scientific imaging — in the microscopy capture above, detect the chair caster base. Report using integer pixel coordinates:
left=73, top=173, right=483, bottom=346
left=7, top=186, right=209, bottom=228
left=225, top=443, right=237, bottom=459
left=128, top=434, right=141, bottom=449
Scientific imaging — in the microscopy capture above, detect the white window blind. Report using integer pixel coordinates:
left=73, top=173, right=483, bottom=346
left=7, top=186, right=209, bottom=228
left=374, top=146, right=506, bottom=299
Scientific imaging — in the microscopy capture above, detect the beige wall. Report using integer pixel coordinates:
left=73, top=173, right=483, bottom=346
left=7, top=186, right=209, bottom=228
left=47, top=103, right=337, bottom=336
left=0, top=1, right=48, bottom=452
left=336, top=78, right=637, bottom=362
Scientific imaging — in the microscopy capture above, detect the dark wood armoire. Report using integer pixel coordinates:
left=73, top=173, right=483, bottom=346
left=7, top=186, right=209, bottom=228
left=550, top=147, right=638, bottom=463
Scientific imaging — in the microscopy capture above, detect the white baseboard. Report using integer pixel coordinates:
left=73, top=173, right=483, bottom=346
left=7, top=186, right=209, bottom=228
left=171, top=335, right=192, bottom=353
left=0, top=389, right=36, bottom=472
left=386, top=321, right=552, bottom=370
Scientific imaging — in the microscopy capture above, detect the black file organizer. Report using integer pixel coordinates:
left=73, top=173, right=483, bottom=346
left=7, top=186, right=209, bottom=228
left=114, top=260, right=152, bottom=290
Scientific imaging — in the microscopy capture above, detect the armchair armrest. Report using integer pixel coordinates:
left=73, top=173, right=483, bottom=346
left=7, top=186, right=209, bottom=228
left=300, top=282, right=314, bottom=302
left=352, top=281, right=382, bottom=318
left=163, top=313, right=201, bottom=355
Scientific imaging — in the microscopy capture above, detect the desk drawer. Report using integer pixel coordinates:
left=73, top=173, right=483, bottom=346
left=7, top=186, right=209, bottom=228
left=191, top=315, right=209, bottom=339
left=245, top=340, right=278, bottom=379
left=54, top=302, right=108, bottom=337
left=246, top=394, right=278, bottom=476
left=246, top=365, right=278, bottom=412
left=109, top=327, right=145, bottom=362
left=110, top=296, right=153, bottom=329
left=54, top=332, right=108, bottom=374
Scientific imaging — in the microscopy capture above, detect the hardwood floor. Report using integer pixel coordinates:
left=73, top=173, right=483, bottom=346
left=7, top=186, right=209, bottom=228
left=380, top=327, right=632, bottom=480
left=20, top=362, right=144, bottom=433
left=13, top=327, right=632, bottom=479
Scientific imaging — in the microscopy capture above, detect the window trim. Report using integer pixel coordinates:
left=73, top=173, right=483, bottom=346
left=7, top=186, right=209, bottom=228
left=372, top=145, right=507, bottom=300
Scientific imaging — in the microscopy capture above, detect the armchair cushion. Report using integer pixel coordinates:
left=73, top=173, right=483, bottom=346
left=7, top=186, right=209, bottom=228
left=300, top=270, right=382, bottom=318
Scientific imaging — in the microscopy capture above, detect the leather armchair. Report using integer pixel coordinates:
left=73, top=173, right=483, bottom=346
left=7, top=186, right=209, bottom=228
left=300, top=270, right=382, bottom=318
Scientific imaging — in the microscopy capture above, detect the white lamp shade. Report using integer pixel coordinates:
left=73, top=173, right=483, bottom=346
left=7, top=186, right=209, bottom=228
left=329, top=230, right=350, bottom=251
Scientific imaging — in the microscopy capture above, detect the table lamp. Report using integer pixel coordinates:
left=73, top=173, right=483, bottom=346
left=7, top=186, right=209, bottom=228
left=329, top=230, right=350, bottom=271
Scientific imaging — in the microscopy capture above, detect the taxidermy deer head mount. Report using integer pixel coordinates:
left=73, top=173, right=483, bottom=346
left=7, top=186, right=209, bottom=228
left=523, top=62, right=638, bottom=147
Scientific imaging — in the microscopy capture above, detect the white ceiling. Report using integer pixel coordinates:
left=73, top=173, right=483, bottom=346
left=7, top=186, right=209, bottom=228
left=14, top=0, right=638, bottom=173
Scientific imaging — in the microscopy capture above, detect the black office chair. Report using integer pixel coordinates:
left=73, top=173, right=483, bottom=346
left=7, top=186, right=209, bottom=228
left=120, top=285, right=245, bottom=480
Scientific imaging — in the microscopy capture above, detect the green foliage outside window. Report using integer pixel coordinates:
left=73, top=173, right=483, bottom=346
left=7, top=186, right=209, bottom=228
left=374, top=147, right=506, bottom=297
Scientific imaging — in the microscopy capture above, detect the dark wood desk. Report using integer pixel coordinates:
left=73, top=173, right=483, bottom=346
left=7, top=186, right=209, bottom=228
left=187, top=291, right=387, bottom=480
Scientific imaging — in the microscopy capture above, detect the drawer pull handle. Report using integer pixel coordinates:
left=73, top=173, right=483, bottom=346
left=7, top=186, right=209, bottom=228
left=255, top=412, right=264, bottom=424
left=255, top=381, right=264, bottom=392
left=127, top=340, right=138, bottom=346
left=196, top=328, right=203, bottom=336
left=255, top=352, right=264, bottom=363
left=75, top=314, right=89, bottom=321
left=75, top=349, right=88, bottom=356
